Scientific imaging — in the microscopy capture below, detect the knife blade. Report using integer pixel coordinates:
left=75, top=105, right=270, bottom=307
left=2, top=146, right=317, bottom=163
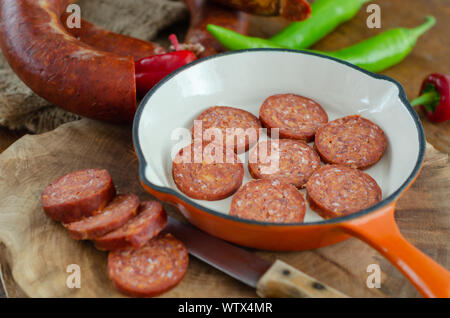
left=164, top=216, right=348, bottom=298
left=164, top=216, right=271, bottom=288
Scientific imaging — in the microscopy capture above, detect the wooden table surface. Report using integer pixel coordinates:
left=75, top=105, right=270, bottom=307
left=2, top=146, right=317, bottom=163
left=0, top=0, right=448, bottom=298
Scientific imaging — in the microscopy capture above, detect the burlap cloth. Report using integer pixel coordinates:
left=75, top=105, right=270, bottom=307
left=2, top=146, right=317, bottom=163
left=0, top=0, right=188, bottom=133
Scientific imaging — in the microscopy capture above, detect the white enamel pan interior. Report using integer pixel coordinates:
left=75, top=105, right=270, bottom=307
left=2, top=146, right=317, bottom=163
left=133, top=49, right=425, bottom=226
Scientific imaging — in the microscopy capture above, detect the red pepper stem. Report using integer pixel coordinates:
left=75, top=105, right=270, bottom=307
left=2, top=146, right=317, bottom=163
left=410, top=90, right=441, bottom=112
left=169, top=34, right=180, bottom=51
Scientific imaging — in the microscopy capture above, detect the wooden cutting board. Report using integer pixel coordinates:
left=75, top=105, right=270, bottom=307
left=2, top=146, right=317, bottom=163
left=0, top=119, right=448, bottom=298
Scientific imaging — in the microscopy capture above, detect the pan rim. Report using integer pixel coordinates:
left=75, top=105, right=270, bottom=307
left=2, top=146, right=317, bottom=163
left=132, top=48, right=426, bottom=227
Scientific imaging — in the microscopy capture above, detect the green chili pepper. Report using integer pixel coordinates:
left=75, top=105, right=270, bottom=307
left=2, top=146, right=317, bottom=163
left=207, top=24, right=284, bottom=50
left=207, top=0, right=369, bottom=51
left=324, top=15, right=436, bottom=72
left=270, top=0, right=370, bottom=49
left=207, top=16, right=436, bottom=73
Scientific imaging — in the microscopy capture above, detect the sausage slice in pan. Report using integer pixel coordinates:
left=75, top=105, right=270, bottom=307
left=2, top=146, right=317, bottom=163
left=230, top=179, right=306, bottom=223
left=259, top=94, right=328, bottom=142
left=314, top=115, right=387, bottom=169
left=306, top=165, right=382, bottom=219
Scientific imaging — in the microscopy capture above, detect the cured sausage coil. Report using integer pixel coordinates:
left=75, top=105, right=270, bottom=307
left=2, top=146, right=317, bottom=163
left=184, top=0, right=250, bottom=57
left=0, top=0, right=251, bottom=122
left=0, top=0, right=140, bottom=123
left=210, top=0, right=311, bottom=21
left=61, top=13, right=167, bottom=61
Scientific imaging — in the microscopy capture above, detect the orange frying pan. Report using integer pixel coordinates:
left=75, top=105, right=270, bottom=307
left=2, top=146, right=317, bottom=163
left=133, top=49, right=450, bottom=297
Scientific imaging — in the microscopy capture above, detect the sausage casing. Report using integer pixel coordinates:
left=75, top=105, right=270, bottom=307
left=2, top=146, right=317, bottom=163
left=0, top=0, right=139, bottom=122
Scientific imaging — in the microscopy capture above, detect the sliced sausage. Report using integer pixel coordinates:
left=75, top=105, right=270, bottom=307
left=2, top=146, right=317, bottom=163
left=259, top=94, right=328, bottom=142
left=95, top=201, right=167, bottom=251
left=64, top=194, right=140, bottom=240
left=184, top=0, right=249, bottom=57
left=314, top=115, right=387, bottom=169
left=192, top=106, right=261, bottom=153
left=249, top=139, right=321, bottom=188
left=108, top=233, right=189, bottom=297
left=172, top=143, right=244, bottom=200
left=0, top=0, right=141, bottom=123
left=210, top=0, right=311, bottom=21
left=42, top=169, right=116, bottom=223
left=306, top=165, right=382, bottom=219
left=230, top=179, right=306, bottom=223
left=61, top=13, right=166, bottom=61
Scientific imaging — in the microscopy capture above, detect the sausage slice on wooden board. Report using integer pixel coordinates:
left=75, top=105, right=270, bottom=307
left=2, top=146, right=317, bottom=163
left=259, top=94, right=328, bottom=142
left=172, top=143, right=244, bottom=201
left=249, top=139, right=321, bottom=188
left=60, top=13, right=166, bottom=61
left=192, top=106, right=261, bottom=153
left=314, top=115, right=387, bottom=169
left=108, top=233, right=189, bottom=297
left=183, top=0, right=249, bottom=57
left=210, top=0, right=311, bottom=21
left=64, top=194, right=140, bottom=240
left=0, top=0, right=141, bottom=123
left=42, top=169, right=116, bottom=223
left=306, top=165, right=382, bottom=219
left=230, top=179, right=306, bottom=223
left=95, top=201, right=167, bottom=251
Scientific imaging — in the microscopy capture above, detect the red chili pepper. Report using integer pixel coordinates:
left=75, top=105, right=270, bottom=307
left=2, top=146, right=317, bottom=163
left=410, top=73, right=450, bottom=123
left=135, top=34, right=197, bottom=99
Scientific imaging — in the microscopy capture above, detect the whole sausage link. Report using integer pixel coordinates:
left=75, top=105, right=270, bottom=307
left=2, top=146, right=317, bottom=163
left=60, top=13, right=166, bottom=61
left=183, top=0, right=250, bottom=57
left=0, top=0, right=139, bottom=123
left=210, top=0, right=311, bottom=21
left=0, top=0, right=252, bottom=122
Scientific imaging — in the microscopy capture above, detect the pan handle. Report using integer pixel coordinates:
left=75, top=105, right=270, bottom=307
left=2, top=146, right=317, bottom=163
left=339, top=203, right=450, bottom=298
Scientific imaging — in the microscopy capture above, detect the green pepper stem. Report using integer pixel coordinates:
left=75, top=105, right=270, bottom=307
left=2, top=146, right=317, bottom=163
left=410, top=90, right=440, bottom=112
left=410, top=16, right=436, bottom=39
